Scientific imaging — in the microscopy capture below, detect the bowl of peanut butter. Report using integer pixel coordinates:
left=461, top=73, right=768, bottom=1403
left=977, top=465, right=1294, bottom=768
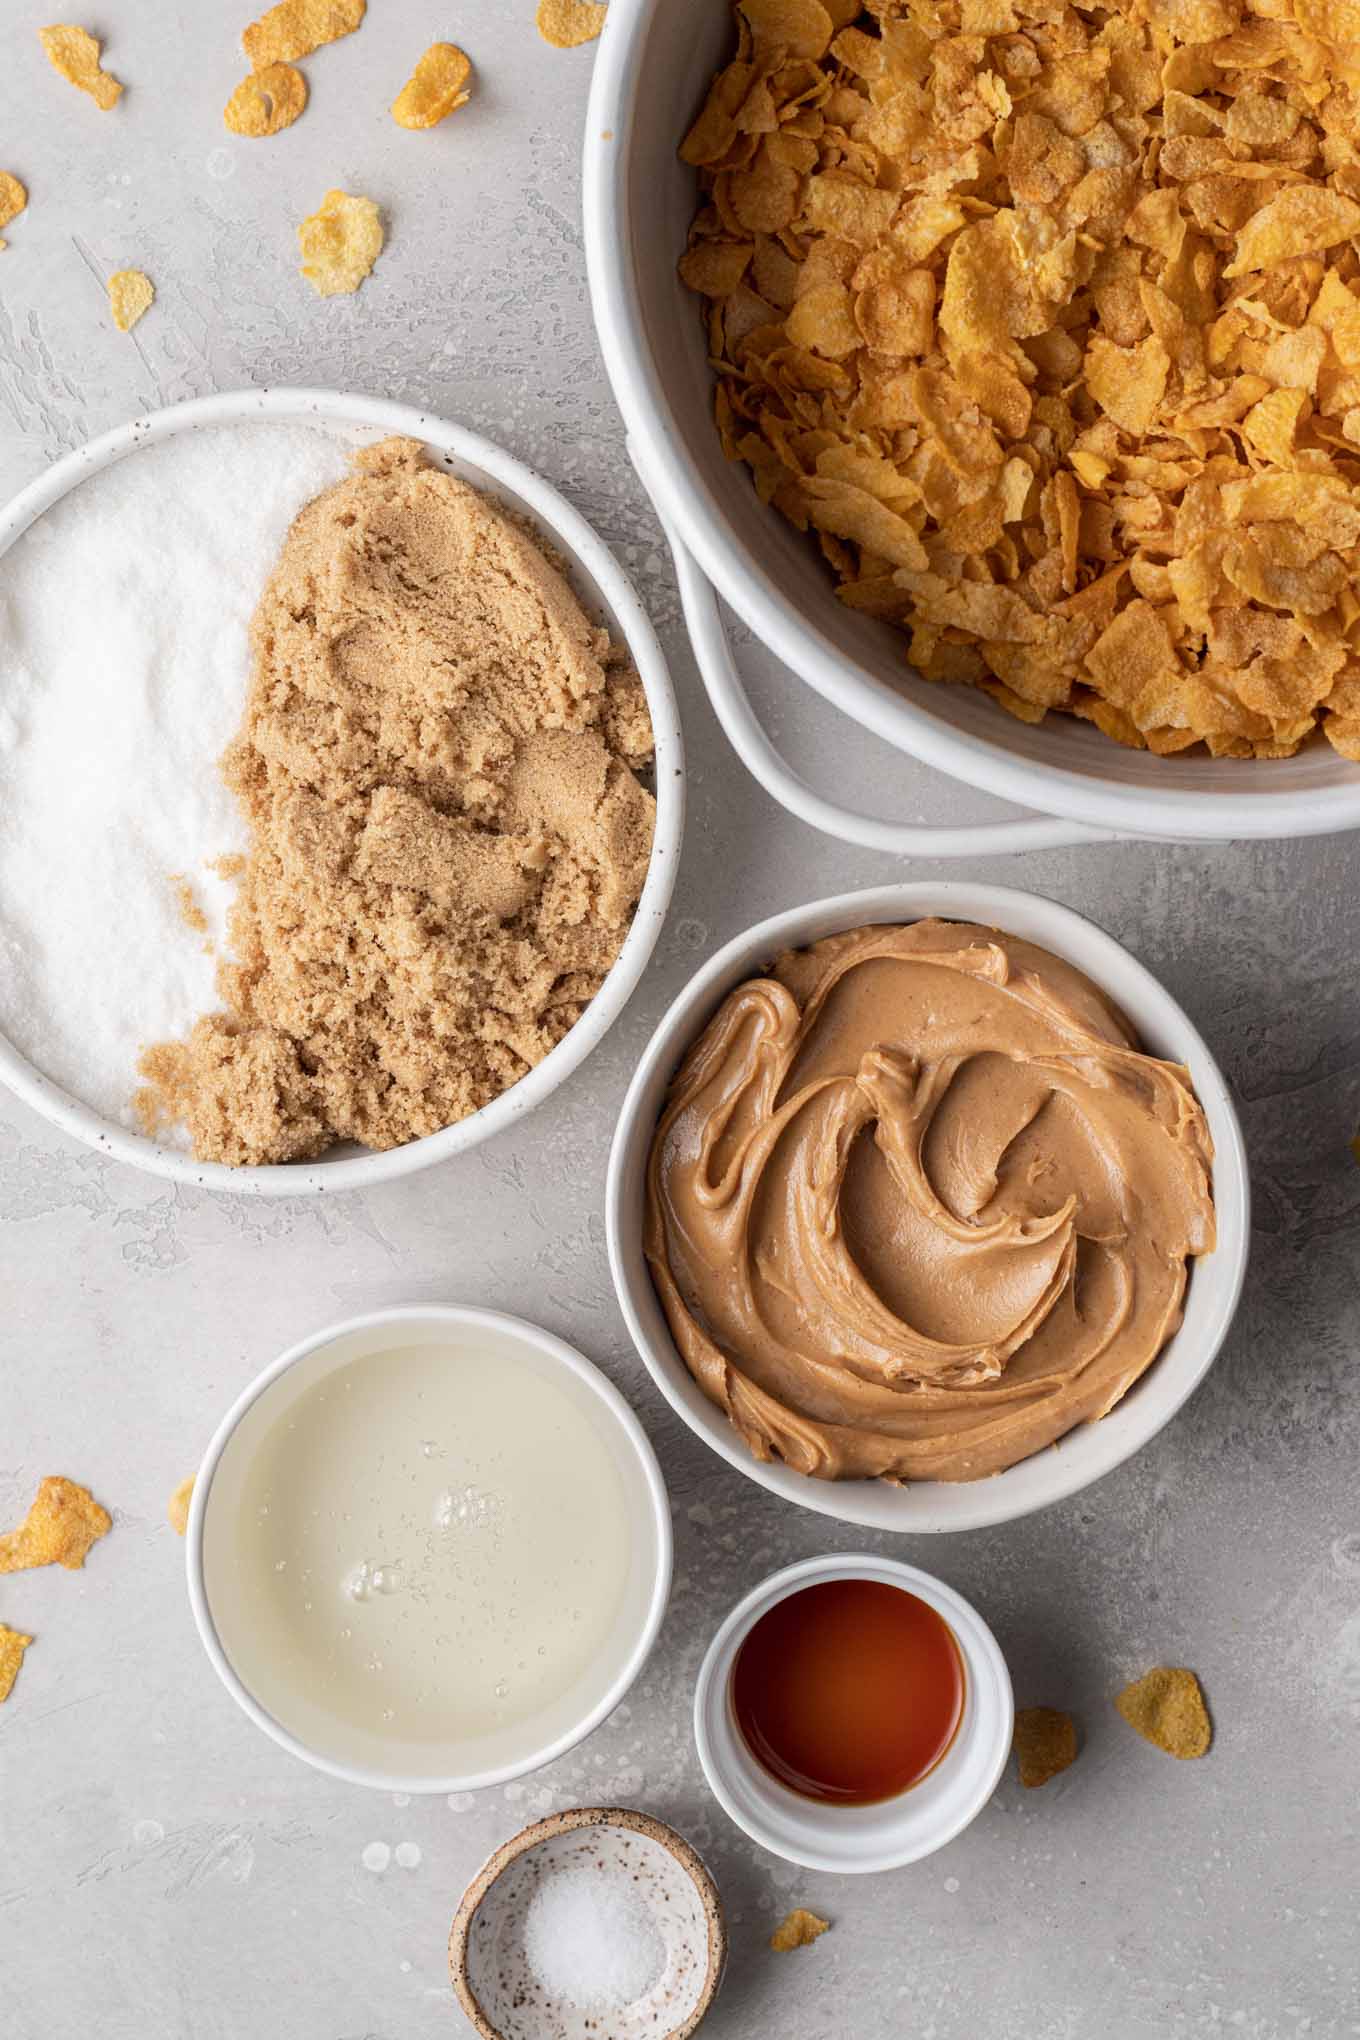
left=606, top=881, right=1249, bottom=1532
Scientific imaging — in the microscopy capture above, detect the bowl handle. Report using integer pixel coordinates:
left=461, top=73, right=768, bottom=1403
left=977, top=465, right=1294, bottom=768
left=657, top=507, right=1119, bottom=857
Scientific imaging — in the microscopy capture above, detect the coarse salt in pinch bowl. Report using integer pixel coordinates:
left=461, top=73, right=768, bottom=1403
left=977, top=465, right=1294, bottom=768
left=584, top=0, right=1360, bottom=854
left=0, top=387, right=683, bottom=1196
left=606, top=881, right=1250, bottom=1534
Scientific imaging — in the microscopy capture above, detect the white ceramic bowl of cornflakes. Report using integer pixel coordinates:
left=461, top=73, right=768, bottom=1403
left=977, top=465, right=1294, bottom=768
left=584, top=0, right=1360, bottom=849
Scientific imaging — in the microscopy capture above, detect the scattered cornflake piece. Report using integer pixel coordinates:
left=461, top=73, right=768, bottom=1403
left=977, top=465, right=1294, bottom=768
left=108, top=268, right=154, bottom=333
left=0, top=1476, right=112, bottom=1573
left=38, top=23, right=122, bottom=108
left=1013, top=1706, right=1078, bottom=1788
left=0, top=1623, right=33, bottom=1703
left=224, top=61, right=307, bottom=137
left=770, top=1907, right=830, bottom=1952
left=0, top=174, right=28, bottom=226
left=1115, top=1667, right=1212, bottom=1759
left=392, top=42, right=472, bottom=127
left=242, top=0, right=365, bottom=68
left=167, top=1476, right=195, bottom=1536
left=536, top=0, right=607, bottom=49
left=0, top=172, right=27, bottom=251
left=297, top=188, right=383, bottom=296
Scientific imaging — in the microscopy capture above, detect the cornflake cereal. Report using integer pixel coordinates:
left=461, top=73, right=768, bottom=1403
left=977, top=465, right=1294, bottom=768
left=536, top=0, right=608, bottom=50
left=770, top=1907, right=831, bottom=1951
left=1014, top=1705, right=1078, bottom=1787
left=39, top=23, right=122, bottom=108
left=242, top=0, right=365, bottom=68
left=1115, top=1665, right=1212, bottom=1757
left=297, top=188, right=383, bottom=296
left=392, top=43, right=473, bottom=127
left=225, top=61, right=308, bottom=136
left=167, top=1476, right=195, bottom=1536
left=108, top=268, right=154, bottom=333
left=681, top=0, right=1360, bottom=762
left=0, top=1623, right=33, bottom=1703
left=0, top=172, right=27, bottom=251
left=0, top=1476, right=111, bottom=1573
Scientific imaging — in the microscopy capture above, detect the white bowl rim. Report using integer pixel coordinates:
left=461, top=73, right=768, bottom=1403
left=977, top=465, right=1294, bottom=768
left=582, top=1, right=1360, bottom=841
left=605, top=880, right=1251, bottom=1534
left=0, top=385, right=684, bottom=1195
left=184, top=1303, right=674, bottom=1795
left=692, top=1553, right=1014, bottom=1874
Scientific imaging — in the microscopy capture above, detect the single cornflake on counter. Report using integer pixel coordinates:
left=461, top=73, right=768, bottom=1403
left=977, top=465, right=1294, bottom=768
left=297, top=188, right=383, bottom=296
left=0, top=1623, right=33, bottom=1703
left=536, top=0, right=608, bottom=50
left=0, top=172, right=27, bottom=251
left=522, top=1868, right=665, bottom=2009
left=770, top=1907, right=829, bottom=1952
left=391, top=43, right=473, bottom=127
left=39, top=23, right=122, bottom=107
left=224, top=61, right=307, bottom=136
left=108, top=269, right=154, bottom=333
left=241, top=0, right=365, bottom=68
left=0, top=1476, right=111, bottom=1573
left=167, top=1477, right=195, bottom=1536
left=1013, top=1706, right=1078, bottom=1788
left=1116, top=1667, right=1212, bottom=1759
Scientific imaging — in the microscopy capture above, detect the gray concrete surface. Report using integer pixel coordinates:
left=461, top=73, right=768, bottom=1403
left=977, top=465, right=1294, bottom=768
left=1, top=5, right=1358, bottom=2035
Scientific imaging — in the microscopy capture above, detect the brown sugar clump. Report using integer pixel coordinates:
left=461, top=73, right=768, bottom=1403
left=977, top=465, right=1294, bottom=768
left=136, top=438, right=655, bottom=1165
left=1013, top=1706, right=1078, bottom=1788
left=168, top=875, right=209, bottom=936
left=1115, top=1667, right=1212, bottom=1759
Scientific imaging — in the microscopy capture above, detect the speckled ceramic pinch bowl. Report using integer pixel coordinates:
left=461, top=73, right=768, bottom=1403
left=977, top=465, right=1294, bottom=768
left=0, top=387, right=684, bottom=1196
left=451, top=1806, right=726, bottom=2040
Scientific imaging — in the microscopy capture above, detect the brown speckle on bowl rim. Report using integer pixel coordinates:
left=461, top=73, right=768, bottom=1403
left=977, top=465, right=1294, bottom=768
left=449, top=1805, right=727, bottom=2040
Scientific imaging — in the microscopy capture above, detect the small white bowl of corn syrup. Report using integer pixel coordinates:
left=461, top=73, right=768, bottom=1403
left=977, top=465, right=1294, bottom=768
left=694, top=1555, right=1012, bottom=1874
left=186, top=1306, right=672, bottom=1794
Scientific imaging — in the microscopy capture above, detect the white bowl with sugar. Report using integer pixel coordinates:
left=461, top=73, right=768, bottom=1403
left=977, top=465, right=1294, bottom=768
left=0, top=389, right=683, bottom=1193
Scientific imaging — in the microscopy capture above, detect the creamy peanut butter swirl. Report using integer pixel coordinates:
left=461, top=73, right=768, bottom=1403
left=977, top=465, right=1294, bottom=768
left=645, top=921, right=1216, bottom=1484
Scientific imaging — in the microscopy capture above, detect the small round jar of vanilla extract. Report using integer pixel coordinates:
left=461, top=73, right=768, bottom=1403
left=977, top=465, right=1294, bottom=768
left=693, top=1555, right=1012, bottom=1873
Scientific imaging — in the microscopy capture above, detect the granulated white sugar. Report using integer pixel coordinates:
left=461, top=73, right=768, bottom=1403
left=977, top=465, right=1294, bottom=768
left=0, top=423, right=351, bottom=1137
left=522, top=1866, right=666, bottom=2010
